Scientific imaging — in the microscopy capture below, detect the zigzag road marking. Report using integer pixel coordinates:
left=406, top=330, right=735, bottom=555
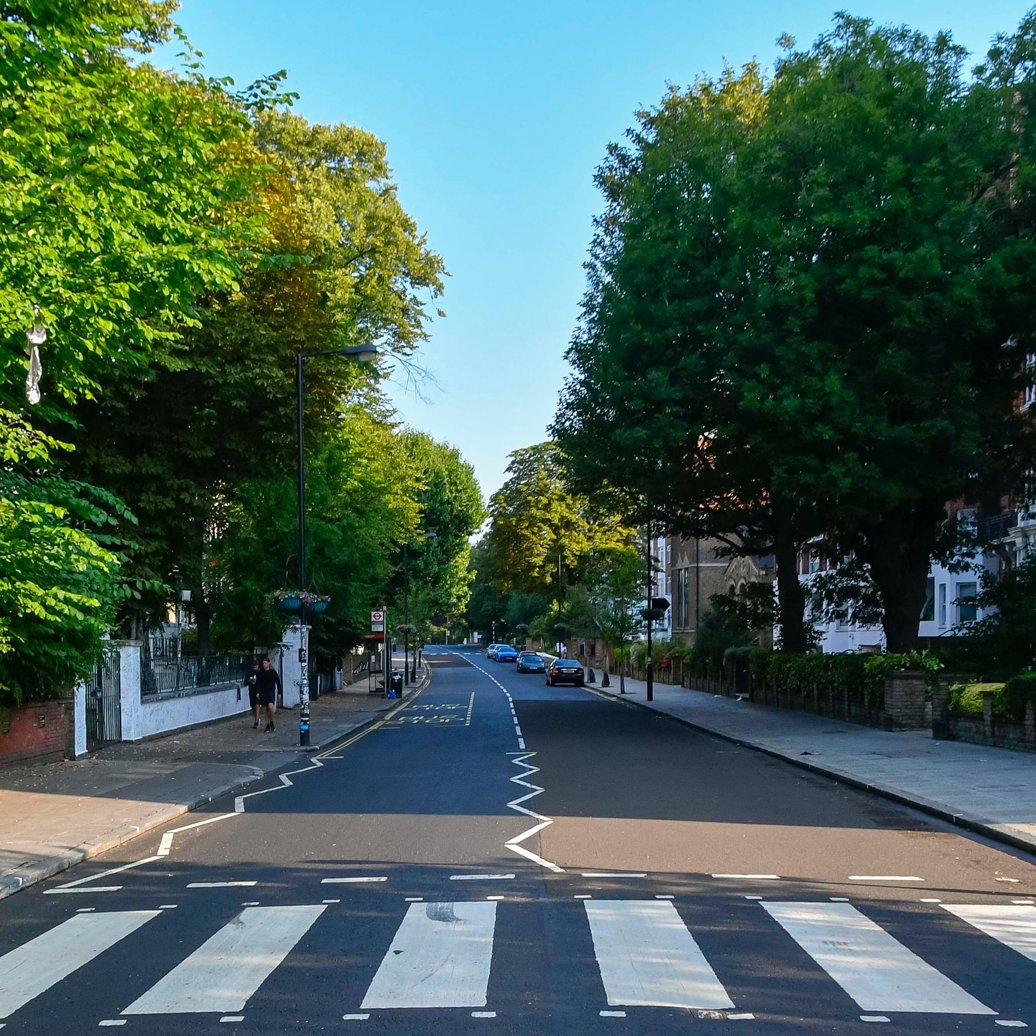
left=506, top=752, right=564, bottom=873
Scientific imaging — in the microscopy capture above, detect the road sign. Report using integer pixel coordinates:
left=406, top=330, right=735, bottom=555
left=371, top=610, right=384, bottom=623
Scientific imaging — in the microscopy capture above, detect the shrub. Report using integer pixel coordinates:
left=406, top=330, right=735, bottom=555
left=1002, top=672, right=1036, bottom=722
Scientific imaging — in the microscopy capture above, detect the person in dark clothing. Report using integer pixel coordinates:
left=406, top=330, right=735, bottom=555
left=256, top=658, right=281, bottom=732
left=245, top=659, right=261, bottom=728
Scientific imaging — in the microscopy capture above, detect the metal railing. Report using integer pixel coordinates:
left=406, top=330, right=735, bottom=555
left=141, top=654, right=252, bottom=698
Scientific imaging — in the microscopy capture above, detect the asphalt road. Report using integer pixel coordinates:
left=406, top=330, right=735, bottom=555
left=1, top=645, right=1034, bottom=1034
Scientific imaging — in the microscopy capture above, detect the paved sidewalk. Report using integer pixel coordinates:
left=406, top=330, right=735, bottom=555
left=0, top=677, right=410, bottom=901
left=586, top=668, right=1036, bottom=856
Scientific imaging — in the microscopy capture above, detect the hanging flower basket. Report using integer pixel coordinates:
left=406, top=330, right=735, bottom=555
left=272, top=590, right=330, bottom=614
left=272, top=591, right=302, bottom=612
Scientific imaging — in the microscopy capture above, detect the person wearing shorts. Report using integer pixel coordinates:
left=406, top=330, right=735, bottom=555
left=256, top=658, right=281, bottom=732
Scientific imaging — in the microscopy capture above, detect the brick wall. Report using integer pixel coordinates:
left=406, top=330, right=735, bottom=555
left=0, top=701, right=69, bottom=767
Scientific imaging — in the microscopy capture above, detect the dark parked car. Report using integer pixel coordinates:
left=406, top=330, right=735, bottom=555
left=516, top=651, right=545, bottom=674
left=495, top=645, right=519, bottom=662
left=546, top=658, right=585, bottom=686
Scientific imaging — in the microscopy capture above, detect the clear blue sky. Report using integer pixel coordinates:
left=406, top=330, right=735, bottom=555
left=161, top=1, right=1034, bottom=502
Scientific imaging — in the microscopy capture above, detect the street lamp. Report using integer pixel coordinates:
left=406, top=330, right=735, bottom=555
left=295, top=343, right=379, bottom=745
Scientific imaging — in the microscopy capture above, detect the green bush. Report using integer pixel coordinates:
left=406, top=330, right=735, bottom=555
left=1002, top=672, right=1036, bottom=722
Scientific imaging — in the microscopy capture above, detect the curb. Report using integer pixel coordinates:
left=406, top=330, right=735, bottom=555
left=592, top=685, right=1036, bottom=859
left=0, top=767, right=265, bottom=903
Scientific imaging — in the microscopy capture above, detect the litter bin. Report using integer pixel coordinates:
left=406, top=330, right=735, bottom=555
left=389, top=670, right=404, bottom=699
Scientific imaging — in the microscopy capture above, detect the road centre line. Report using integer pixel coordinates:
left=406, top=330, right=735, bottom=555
left=321, top=877, right=387, bottom=884
left=449, top=874, right=514, bottom=881
left=505, top=752, right=564, bottom=873
left=849, top=875, right=923, bottom=882
left=712, top=873, right=781, bottom=880
left=187, top=881, right=257, bottom=888
left=582, top=872, right=648, bottom=878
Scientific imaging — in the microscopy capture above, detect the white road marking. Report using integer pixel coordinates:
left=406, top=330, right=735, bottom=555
left=159, top=904, right=177, bottom=910
left=322, top=899, right=341, bottom=904
left=471, top=1011, right=496, bottom=1017
left=98, top=1021, right=126, bottom=1026
left=995, top=1021, right=1029, bottom=1028
left=342, top=1014, right=370, bottom=1020
left=728, top=1013, right=756, bottom=1020
left=849, top=876, right=923, bottom=883
left=158, top=811, right=242, bottom=857
left=53, top=855, right=164, bottom=890
left=219, top=1016, right=243, bottom=1023
left=582, top=872, right=647, bottom=878
left=996, top=877, right=1021, bottom=883
left=860, top=1016, right=890, bottom=1023
left=187, top=881, right=256, bottom=888
left=361, top=901, right=497, bottom=1009
left=762, top=901, right=994, bottom=1014
left=76, top=908, right=96, bottom=913
left=122, top=905, right=325, bottom=1015
left=600, top=1010, right=627, bottom=1016
left=404, top=897, right=423, bottom=902
left=505, top=752, right=564, bottom=872
left=43, top=886, right=122, bottom=895
left=712, top=874, right=780, bottom=880
left=920, top=899, right=942, bottom=903
left=585, top=900, right=734, bottom=1010
left=0, top=910, right=159, bottom=1019
left=655, top=895, right=675, bottom=900
left=449, top=874, right=514, bottom=881
left=321, top=877, right=387, bottom=884
left=942, top=904, right=1036, bottom=963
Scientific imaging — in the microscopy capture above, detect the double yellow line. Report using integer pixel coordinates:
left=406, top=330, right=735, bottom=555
left=315, top=683, right=427, bottom=759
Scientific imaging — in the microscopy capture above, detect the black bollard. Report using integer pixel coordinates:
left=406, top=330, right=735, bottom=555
left=601, top=670, right=610, bottom=688
left=587, top=667, right=596, bottom=684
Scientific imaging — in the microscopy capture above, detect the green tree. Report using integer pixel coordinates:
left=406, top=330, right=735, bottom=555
left=557, top=14, right=1036, bottom=653
left=0, top=2, right=265, bottom=697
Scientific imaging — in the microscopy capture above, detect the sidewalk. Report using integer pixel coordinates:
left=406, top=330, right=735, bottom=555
left=0, top=674, right=413, bottom=901
left=587, top=669, right=1036, bottom=856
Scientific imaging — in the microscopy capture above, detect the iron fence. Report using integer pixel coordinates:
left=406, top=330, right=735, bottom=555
left=141, top=653, right=252, bottom=698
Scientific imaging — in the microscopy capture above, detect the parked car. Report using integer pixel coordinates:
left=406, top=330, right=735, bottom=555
left=495, top=645, right=519, bottom=662
left=546, top=658, right=585, bottom=686
left=516, top=651, right=546, bottom=674
left=485, top=643, right=500, bottom=659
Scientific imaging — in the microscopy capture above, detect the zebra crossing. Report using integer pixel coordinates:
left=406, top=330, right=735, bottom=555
left=0, top=899, right=1033, bottom=1024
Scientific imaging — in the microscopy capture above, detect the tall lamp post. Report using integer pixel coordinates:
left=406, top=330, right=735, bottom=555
left=295, top=343, right=379, bottom=745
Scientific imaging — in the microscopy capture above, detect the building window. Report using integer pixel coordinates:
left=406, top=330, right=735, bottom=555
left=937, top=584, right=947, bottom=627
left=956, top=582, right=978, bottom=624
left=675, top=568, right=689, bottom=628
left=919, top=577, right=935, bottom=622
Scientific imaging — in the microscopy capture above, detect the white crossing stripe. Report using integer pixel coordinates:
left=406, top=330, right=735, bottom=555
left=361, top=902, right=496, bottom=1009
left=584, top=900, right=734, bottom=1010
left=942, top=904, right=1036, bottom=963
left=0, top=910, right=160, bottom=1019
left=763, top=902, right=995, bottom=1015
left=122, top=905, right=325, bottom=1015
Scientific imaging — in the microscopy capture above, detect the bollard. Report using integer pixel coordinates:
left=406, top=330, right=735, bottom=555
left=601, top=671, right=610, bottom=688
left=587, top=668, right=596, bottom=684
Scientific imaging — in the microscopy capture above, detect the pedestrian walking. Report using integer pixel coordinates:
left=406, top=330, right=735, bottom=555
left=256, top=658, right=281, bottom=732
left=245, top=658, right=261, bottom=728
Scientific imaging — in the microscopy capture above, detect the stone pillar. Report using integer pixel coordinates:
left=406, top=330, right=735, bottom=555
left=115, top=640, right=143, bottom=742
left=279, top=624, right=310, bottom=709
left=71, top=682, right=88, bottom=758
left=883, top=670, right=928, bottom=730
left=982, top=690, right=994, bottom=740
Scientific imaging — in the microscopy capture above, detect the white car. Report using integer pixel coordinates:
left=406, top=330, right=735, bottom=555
left=485, top=643, right=500, bottom=659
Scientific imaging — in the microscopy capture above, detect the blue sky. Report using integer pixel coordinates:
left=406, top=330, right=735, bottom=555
left=161, top=1, right=1034, bottom=503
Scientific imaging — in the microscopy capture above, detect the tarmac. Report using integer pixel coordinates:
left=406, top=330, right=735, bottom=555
left=1, top=653, right=1035, bottom=902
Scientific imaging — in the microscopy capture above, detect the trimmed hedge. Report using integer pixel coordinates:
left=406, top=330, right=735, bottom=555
left=747, top=650, right=943, bottom=712
left=1003, top=671, right=1036, bottom=722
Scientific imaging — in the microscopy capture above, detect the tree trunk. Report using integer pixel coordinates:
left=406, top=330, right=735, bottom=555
left=859, top=504, right=942, bottom=654
left=773, top=505, right=809, bottom=653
